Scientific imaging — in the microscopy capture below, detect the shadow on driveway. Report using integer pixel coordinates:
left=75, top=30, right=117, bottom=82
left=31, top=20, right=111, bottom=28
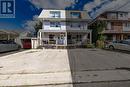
left=67, top=49, right=130, bottom=87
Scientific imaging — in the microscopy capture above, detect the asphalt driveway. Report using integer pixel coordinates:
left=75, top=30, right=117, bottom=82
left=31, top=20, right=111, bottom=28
left=67, top=49, right=130, bottom=87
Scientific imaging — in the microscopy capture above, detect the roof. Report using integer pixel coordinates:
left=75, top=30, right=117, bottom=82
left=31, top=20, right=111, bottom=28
left=0, top=30, right=19, bottom=35
left=105, top=11, right=128, bottom=13
left=116, top=2, right=130, bottom=12
left=41, top=8, right=88, bottom=11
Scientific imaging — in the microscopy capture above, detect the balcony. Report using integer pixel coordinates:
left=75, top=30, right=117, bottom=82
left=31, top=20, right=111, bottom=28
left=98, top=14, right=128, bottom=21
left=103, top=29, right=130, bottom=34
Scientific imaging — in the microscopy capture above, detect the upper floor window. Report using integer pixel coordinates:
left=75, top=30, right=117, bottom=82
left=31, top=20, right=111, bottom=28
left=70, top=22, right=81, bottom=28
left=50, top=22, right=61, bottom=27
left=119, top=13, right=128, bottom=17
left=125, top=22, right=130, bottom=27
left=70, top=12, right=81, bottom=18
left=120, top=13, right=123, bottom=17
left=107, top=13, right=117, bottom=19
left=50, top=11, right=61, bottom=18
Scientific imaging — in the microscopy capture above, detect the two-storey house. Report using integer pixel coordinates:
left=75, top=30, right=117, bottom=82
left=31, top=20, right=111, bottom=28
left=38, top=9, right=92, bottom=48
left=97, top=11, right=130, bottom=41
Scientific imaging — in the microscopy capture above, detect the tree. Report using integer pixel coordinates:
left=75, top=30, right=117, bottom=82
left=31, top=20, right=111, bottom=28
left=34, top=20, right=42, bottom=36
left=96, top=20, right=107, bottom=41
left=89, top=20, right=107, bottom=48
left=24, top=15, right=43, bottom=36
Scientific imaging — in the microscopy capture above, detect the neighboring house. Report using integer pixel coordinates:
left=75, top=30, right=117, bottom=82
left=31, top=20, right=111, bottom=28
left=38, top=9, right=92, bottom=48
left=97, top=11, right=130, bottom=41
left=0, top=29, right=19, bottom=40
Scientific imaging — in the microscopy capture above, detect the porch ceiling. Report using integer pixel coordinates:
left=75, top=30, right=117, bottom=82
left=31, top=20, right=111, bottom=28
left=39, top=29, right=91, bottom=33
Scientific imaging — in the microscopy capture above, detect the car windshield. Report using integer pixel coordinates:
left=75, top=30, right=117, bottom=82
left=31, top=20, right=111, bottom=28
left=0, top=40, right=8, bottom=44
left=0, top=40, right=16, bottom=44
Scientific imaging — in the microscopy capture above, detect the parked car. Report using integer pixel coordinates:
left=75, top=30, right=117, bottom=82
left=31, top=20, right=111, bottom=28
left=0, top=40, right=21, bottom=52
left=106, top=40, right=130, bottom=51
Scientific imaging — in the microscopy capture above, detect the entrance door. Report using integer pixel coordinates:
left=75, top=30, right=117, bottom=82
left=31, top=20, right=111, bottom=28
left=58, top=34, right=65, bottom=45
left=49, top=34, right=55, bottom=44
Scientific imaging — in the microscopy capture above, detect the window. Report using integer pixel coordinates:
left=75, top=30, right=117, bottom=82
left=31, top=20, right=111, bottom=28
left=50, top=11, right=61, bottom=18
left=122, top=41, right=130, bottom=45
left=107, top=13, right=117, bottom=19
left=125, top=23, right=130, bottom=27
left=70, top=12, right=81, bottom=18
left=120, top=14, right=123, bottom=17
left=50, top=22, right=61, bottom=27
left=70, top=22, right=81, bottom=28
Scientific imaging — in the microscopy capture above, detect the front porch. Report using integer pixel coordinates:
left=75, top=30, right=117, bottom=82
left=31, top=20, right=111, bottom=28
left=38, top=31, right=92, bottom=48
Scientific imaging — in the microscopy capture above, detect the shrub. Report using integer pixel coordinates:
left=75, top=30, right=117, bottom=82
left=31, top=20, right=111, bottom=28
left=96, top=40, right=105, bottom=48
left=84, top=43, right=95, bottom=48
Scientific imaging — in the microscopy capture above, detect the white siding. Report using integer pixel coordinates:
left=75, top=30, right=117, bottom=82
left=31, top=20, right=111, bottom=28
left=39, top=9, right=89, bottom=31
left=43, top=21, right=66, bottom=31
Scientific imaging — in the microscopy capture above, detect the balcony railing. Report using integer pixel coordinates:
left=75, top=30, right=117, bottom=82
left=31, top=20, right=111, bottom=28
left=98, top=17, right=128, bottom=21
left=102, top=29, right=121, bottom=33
left=103, top=29, right=130, bottom=34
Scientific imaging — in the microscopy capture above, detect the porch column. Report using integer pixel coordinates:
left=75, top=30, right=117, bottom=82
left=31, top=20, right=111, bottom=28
left=113, top=35, right=116, bottom=41
left=65, top=32, right=67, bottom=46
left=39, top=32, right=42, bottom=45
left=121, top=34, right=124, bottom=40
left=7, top=34, right=10, bottom=40
left=89, top=30, right=92, bottom=44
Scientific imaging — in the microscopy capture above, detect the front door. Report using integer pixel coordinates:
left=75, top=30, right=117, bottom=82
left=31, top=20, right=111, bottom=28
left=58, top=34, right=65, bottom=45
left=49, top=34, right=55, bottom=44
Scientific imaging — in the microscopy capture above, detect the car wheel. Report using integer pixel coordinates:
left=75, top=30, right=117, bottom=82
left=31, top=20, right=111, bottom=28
left=109, top=45, right=114, bottom=50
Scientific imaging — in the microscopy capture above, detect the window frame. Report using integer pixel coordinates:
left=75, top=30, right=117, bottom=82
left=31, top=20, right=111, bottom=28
left=70, top=22, right=81, bottom=28
left=50, top=11, right=61, bottom=18
left=125, top=22, right=130, bottom=27
left=50, top=22, right=61, bottom=28
left=70, top=12, right=81, bottom=18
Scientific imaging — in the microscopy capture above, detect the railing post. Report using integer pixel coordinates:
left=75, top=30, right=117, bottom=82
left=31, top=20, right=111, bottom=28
left=39, top=32, right=42, bottom=46
left=65, top=32, right=67, bottom=46
left=121, top=34, right=124, bottom=40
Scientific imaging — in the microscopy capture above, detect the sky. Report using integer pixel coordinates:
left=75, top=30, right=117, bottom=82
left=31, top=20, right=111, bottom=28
left=0, top=0, right=130, bottom=31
